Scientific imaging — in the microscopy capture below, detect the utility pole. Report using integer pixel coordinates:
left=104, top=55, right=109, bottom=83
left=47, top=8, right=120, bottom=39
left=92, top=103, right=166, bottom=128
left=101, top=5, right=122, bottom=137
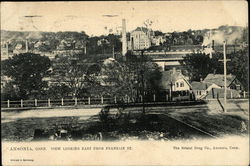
left=25, top=39, right=29, bottom=53
left=219, top=41, right=231, bottom=112
left=141, top=50, right=145, bottom=114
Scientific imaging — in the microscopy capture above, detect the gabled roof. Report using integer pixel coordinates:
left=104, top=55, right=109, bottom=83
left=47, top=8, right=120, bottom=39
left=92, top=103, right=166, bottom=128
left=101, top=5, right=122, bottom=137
left=132, top=27, right=150, bottom=33
left=191, top=81, right=213, bottom=90
left=160, top=70, right=190, bottom=89
left=203, top=74, right=237, bottom=87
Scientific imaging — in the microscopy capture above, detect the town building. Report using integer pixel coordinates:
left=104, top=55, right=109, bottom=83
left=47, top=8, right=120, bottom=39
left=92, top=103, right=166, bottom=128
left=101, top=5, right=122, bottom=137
left=191, top=81, right=220, bottom=99
left=128, top=27, right=154, bottom=50
left=191, top=74, right=243, bottom=99
left=160, top=68, right=193, bottom=101
left=160, top=68, right=191, bottom=92
left=151, top=35, right=166, bottom=46
left=203, top=74, right=243, bottom=90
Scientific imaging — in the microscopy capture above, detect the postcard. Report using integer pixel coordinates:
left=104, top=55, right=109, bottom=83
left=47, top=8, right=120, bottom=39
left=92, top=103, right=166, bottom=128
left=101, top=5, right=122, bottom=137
left=1, top=1, right=249, bottom=165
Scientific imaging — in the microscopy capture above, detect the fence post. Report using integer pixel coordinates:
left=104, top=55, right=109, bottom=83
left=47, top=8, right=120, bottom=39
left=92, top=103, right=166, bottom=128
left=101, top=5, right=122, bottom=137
left=140, top=95, right=143, bottom=102
left=101, top=96, right=103, bottom=104
left=48, top=98, right=51, bottom=107
left=166, top=95, right=168, bottom=101
left=153, top=94, right=156, bottom=102
left=61, top=98, right=64, bottom=106
left=21, top=99, right=23, bottom=108
left=35, top=99, right=37, bottom=107
left=88, top=97, right=91, bottom=105
left=7, top=100, right=10, bottom=108
left=243, top=91, right=246, bottom=98
left=114, top=96, right=117, bottom=104
left=75, top=98, right=77, bottom=106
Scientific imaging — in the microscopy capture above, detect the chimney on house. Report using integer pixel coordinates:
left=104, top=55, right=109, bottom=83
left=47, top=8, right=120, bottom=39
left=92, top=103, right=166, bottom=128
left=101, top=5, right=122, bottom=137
left=122, top=19, right=127, bottom=56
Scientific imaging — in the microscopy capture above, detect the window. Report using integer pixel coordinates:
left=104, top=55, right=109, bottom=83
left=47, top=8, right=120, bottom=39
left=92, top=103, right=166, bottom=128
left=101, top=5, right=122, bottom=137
left=180, top=82, right=184, bottom=87
left=176, top=82, right=179, bottom=88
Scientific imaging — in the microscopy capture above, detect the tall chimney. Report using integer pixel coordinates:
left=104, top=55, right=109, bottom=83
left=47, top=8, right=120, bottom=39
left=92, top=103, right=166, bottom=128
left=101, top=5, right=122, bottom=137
left=212, top=40, right=214, bottom=50
left=122, top=19, right=127, bottom=56
left=209, top=30, right=212, bottom=59
left=25, top=39, right=28, bottom=52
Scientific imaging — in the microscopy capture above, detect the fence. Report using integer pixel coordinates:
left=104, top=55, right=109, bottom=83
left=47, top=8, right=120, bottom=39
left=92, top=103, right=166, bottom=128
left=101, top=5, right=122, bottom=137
left=1, top=92, right=249, bottom=109
left=1, top=93, right=174, bottom=109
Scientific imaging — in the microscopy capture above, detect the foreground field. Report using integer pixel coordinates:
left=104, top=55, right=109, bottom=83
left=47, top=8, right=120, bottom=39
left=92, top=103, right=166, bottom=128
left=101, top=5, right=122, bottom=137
left=1, top=103, right=249, bottom=141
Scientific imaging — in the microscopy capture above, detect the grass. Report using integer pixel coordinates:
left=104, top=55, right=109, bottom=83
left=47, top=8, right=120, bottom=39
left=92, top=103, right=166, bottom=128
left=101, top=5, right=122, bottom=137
left=1, top=105, right=249, bottom=141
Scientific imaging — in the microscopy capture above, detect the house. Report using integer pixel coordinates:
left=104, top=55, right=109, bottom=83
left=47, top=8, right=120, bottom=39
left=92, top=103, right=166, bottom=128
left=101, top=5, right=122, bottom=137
left=191, top=74, right=244, bottom=99
left=190, top=81, right=220, bottom=99
left=151, top=35, right=166, bottom=46
left=203, top=74, right=243, bottom=91
left=57, top=39, right=73, bottom=50
left=160, top=68, right=193, bottom=101
left=160, top=68, right=191, bottom=92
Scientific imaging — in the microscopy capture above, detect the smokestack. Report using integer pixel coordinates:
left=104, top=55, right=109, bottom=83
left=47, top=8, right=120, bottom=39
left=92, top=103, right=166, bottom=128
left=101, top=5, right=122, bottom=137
left=25, top=39, right=28, bottom=53
left=209, top=40, right=214, bottom=59
left=122, top=19, right=127, bottom=56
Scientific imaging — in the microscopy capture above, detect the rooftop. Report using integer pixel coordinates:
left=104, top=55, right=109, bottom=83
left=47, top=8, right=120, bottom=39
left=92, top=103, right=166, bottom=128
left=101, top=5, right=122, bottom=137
left=191, top=81, right=213, bottom=90
left=160, top=70, right=188, bottom=89
left=203, top=74, right=236, bottom=87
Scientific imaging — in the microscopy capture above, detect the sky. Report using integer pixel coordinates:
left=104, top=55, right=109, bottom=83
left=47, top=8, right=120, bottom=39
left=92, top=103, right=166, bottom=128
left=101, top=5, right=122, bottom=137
left=1, top=1, right=248, bottom=36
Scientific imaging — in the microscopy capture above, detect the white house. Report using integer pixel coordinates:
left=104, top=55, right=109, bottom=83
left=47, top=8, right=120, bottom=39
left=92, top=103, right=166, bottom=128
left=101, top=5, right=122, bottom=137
left=160, top=68, right=192, bottom=92
left=191, top=81, right=221, bottom=99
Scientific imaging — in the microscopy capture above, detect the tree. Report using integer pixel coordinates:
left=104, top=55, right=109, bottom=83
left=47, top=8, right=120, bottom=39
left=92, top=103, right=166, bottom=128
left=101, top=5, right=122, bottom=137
left=227, top=48, right=249, bottom=90
left=180, top=53, right=223, bottom=81
left=1, top=53, right=51, bottom=99
left=47, top=84, right=71, bottom=99
left=101, top=52, right=162, bottom=102
left=51, top=53, right=100, bottom=98
left=181, top=49, right=249, bottom=91
left=154, top=30, right=164, bottom=36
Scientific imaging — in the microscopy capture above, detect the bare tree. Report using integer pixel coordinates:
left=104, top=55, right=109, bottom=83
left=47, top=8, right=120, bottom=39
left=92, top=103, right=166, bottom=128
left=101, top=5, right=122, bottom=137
left=51, top=54, right=100, bottom=98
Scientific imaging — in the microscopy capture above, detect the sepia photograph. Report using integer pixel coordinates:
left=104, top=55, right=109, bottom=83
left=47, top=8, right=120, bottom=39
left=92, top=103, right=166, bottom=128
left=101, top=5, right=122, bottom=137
left=1, top=1, right=249, bottom=165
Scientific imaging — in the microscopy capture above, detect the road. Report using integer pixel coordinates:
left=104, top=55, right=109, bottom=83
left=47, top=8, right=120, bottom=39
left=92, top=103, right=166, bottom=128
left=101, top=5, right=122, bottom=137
left=1, top=108, right=102, bottom=123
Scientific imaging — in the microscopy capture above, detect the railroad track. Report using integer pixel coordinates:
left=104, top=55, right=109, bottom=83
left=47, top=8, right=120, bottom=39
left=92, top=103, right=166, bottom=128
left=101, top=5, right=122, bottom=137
left=161, top=113, right=218, bottom=139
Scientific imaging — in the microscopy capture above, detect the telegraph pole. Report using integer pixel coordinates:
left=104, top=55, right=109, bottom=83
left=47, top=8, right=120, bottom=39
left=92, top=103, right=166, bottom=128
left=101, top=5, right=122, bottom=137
left=141, top=50, right=145, bottom=114
left=219, top=41, right=231, bottom=112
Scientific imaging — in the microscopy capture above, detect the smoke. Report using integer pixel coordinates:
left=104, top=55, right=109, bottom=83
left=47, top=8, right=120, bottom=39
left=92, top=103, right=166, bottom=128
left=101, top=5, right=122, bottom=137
left=202, top=26, right=244, bottom=46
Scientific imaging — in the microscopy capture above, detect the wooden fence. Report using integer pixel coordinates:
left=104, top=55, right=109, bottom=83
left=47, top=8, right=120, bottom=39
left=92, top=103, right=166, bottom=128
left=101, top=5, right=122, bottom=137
left=1, top=91, right=249, bottom=109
